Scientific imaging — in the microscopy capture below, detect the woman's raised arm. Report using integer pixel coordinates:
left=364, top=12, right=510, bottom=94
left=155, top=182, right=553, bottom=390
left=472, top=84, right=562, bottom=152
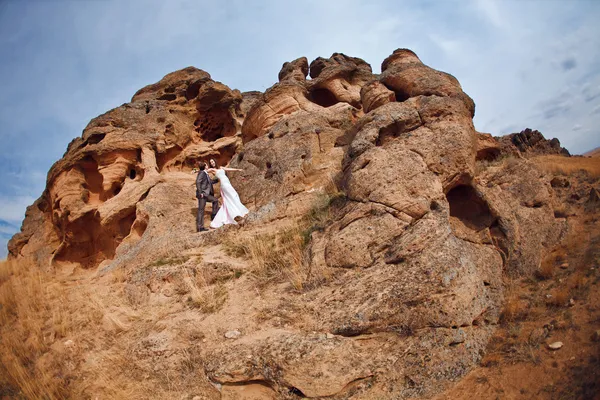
left=222, top=167, right=243, bottom=172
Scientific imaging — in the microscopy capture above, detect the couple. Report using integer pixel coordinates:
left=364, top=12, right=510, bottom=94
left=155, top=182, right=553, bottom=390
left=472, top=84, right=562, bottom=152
left=196, top=158, right=249, bottom=232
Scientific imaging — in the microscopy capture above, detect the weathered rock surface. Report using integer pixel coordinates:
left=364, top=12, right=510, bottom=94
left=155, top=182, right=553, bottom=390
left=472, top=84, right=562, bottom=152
left=499, top=128, right=570, bottom=156
left=8, top=67, right=250, bottom=267
left=8, top=49, right=570, bottom=399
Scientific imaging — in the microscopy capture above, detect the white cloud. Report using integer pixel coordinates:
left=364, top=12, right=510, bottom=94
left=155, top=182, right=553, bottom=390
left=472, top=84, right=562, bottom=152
left=474, top=0, right=505, bottom=29
left=0, top=195, right=35, bottom=224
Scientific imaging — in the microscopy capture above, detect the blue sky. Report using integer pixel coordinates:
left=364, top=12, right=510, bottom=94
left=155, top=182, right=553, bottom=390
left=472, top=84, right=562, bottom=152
left=1, top=0, right=599, bottom=258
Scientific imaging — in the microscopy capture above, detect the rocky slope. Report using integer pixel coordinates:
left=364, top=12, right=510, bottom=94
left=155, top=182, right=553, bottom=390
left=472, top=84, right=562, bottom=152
left=5, top=48, right=583, bottom=399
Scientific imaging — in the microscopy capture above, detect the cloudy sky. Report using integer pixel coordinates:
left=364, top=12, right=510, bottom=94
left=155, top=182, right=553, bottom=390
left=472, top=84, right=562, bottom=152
left=0, top=0, right=599, bottom=258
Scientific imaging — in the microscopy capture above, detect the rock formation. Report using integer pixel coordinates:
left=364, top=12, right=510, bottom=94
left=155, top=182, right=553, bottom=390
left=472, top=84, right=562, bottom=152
left=500, top=128, right=570, bottom=156
left=8, top=67, right=257, bottom=268
left=7, top=49, right=569, bottom=398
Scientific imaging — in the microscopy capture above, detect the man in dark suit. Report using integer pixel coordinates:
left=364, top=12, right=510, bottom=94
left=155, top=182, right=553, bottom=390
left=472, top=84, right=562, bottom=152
left=196, top=161, right=219, bottom=232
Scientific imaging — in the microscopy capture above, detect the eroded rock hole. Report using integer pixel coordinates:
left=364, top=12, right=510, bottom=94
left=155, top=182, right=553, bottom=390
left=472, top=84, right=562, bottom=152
left=194, top=108, right=236, bottom=142
left=185, top=79, right=203, bottom=100
left=264, top=161, right=275, bottom=179
left=393, top=89, right=410, bottom=102
left=476, top=148, right=500, bottom=162
left=289, top=387, right=306, bottom=397
left=156, top=146, right=183, bottom=172
left=54, top=209, right=136, bottom=268
left=375, top=124, right=402, bottom=146
left=446, top=185, right=494, bottom=231
left=157, top=93, right=177, bottom=101
left=308, top=88, right=340, bottom=108
left=80, top=156, right=105, bottom=203
left=86, top=132, right=106, bottom=145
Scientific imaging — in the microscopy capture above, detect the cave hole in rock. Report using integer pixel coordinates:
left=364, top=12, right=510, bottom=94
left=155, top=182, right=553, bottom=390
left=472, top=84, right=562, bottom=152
left=129, top=169, right=136, bottom=180
left=157, top=93, right=177, bottom=101
left=80, top=156, right=106, bottom=203
left=194, top=108, right=236, bottom=142
left=165, top=123, right=175, bottom=137
left=446, top=185, right=494, bottom=231
left=476, top=148, right=501, bottom=162
left=54, top=208, right=136, bottom=269
left=393, top=89, right=410, bottom=102
left=264, top=161, right=275, bottom=179
left=86, top=132, right=106, bottom=145
left=375, top=123, right=403, bottom=147
left=289, top=387, right=306, bottom=397
left=308, top=87, right=340, bottom=108
left=156, top=146, right=183, bottom=172
left=185, top=80, right=202, bottom=100
left=382, top=82, right=410, bottom=102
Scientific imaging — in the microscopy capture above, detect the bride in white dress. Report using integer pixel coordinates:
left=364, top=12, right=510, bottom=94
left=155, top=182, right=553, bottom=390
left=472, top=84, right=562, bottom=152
left=206, top=159, right=249, bottom=229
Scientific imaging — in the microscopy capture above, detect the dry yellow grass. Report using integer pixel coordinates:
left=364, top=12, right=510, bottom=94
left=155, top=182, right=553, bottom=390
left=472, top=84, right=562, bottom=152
left=222, top=188, right=345, bottom=290
left=532, top=154, right=600, bottom=177
left=0, top=259, right=69, bottom=399
left=224, top=227, right=309, bottom=290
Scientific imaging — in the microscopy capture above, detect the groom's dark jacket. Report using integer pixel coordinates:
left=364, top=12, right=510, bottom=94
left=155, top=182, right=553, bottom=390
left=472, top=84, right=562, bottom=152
left=196, top=170, right=219, bottom=198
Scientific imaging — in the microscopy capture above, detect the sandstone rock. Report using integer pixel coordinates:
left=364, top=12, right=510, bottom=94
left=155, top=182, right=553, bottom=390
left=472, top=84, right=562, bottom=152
left=476, top=133, right=503, bottom=162
left=360, top=80, right=396, bottom=113
left=9, top=67, right=245, bottom=268
left=476, top=158, right=565, bottom=275
left=547, top=341, right=563, bottom=350
left=380, top=48, right=475, bottom=118
left=499, top=128, right=570, bottom=156
left=7, top=47, right=577, bottom=400
left=587, top=187, right=600, bottom=209
left=278, top=57, right=308, bottom=82
left=593, top=330, right=600, bottom=342
left=224, top=330, right=242, bottom=339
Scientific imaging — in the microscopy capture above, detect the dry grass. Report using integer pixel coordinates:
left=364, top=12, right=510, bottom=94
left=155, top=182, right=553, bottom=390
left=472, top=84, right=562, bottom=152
left=0, top=259, right=69, bottom=399
left=500, top=281, right=530, bottom=323
left=536, top=258, right=555, bottom=280
left=224, top=227, right=308, bottom=290
left=222, top=188, right=346, bottom=290
left=532, top=154, right=600, bottom=178
left=546, top=286, right=571, bottom=307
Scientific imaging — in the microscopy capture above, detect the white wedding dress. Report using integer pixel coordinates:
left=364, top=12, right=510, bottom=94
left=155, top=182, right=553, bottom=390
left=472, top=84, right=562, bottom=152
left=210, top=169, right=249, bottom=228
